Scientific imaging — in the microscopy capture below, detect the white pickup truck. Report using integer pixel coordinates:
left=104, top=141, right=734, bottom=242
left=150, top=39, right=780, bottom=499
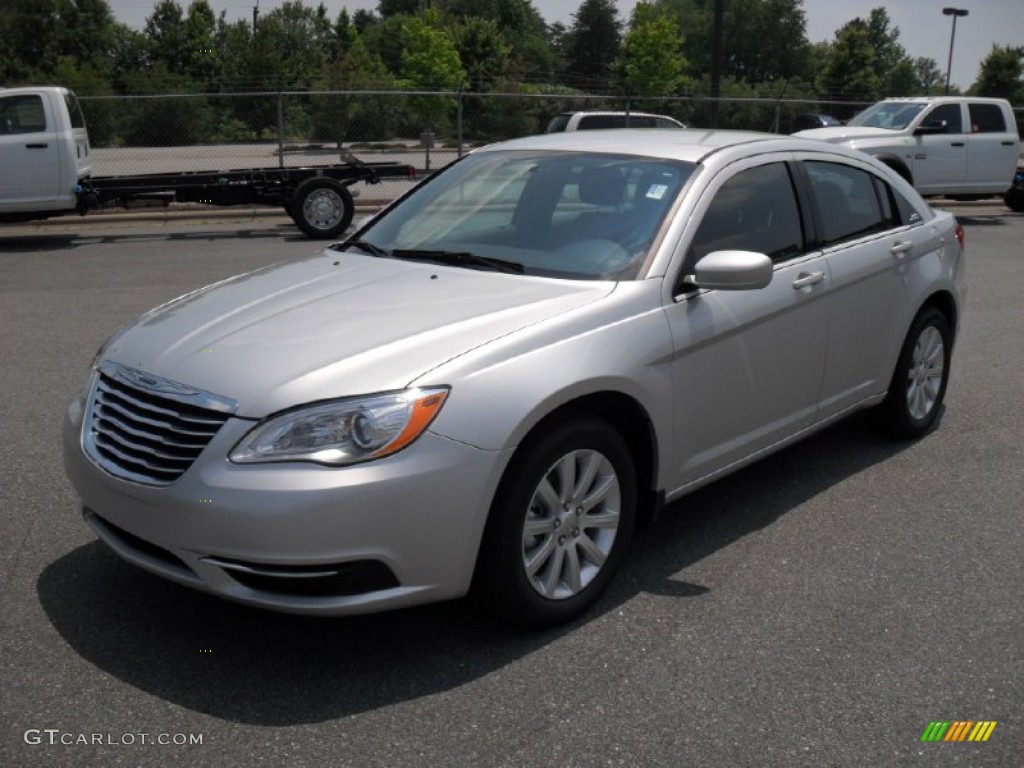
left=0, top=86, right=415, bottom=237
left=796, top=96, right=1023, bottom=211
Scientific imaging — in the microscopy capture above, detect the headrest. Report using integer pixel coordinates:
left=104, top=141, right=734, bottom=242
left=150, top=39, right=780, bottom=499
left=578, top=166, right=625, bottom=208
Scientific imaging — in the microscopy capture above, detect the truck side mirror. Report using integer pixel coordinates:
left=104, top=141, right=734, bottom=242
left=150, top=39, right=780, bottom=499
left=914, top=120, right=948, bottom=135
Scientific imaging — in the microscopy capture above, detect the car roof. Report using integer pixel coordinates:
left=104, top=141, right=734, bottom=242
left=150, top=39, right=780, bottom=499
left=557, top=111, right=677, bottom=118
left=478, top=128, right=824, bottom=165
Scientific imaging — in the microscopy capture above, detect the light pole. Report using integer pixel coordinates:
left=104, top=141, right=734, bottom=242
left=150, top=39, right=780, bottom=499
left=942, top=8, right=968, bottom=95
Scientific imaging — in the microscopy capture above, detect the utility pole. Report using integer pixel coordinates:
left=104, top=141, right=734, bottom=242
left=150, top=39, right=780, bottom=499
left=942, top=8, right=968, bottom=95
left=710, top=0, right=724, bottom=127
left=253, top=0, right=260, bottom=31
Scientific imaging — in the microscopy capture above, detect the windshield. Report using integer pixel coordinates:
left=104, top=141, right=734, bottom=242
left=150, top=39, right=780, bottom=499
left=847, top=102, right=926, bottom=130
left=353, top=150, right=694, bottom=280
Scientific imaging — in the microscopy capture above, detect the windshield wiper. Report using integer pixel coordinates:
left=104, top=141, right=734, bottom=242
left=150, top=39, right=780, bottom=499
left=391, top=249, right=524, bottom=274
left=337, top=238, right=390, bottom=258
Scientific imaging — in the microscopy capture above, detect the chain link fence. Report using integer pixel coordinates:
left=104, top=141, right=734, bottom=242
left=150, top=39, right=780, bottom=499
left=77, top=90, right=1024, bottom=208
left=78, top=90, right=878, bottom=173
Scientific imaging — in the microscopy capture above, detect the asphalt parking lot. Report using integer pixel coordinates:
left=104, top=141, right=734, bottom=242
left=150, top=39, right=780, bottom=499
left=1, top=204, right=1021, bottom=767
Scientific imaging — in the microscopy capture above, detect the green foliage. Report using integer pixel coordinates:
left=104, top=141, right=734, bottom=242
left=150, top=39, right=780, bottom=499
left=565, top=0, right=622, bottom=90
left=972, top=45, right=1024, bottom=103
left=655, top=0, right=811, bottom=86
left=396, top=12, right=464, bottom=133
left=616, top=4, right=687, bottom=97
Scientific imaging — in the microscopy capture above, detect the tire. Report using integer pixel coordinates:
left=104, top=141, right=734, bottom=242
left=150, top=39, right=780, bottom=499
left=878, top=156, right=913, bottom=185
left=472, top=414, right=637, bottom=628
left=875, top=307, right=952, bottom=438
left=1005, top=185, right=1024, bottom=213
left=290, top=178, right=354, bottom=239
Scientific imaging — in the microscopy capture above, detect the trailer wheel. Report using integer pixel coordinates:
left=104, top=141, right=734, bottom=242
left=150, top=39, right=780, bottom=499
left=291, top=178, right=354, bottom=239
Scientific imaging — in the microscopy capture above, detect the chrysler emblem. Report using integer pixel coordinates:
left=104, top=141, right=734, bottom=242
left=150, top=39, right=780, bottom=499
left=114, top=365, right=199, bottom=397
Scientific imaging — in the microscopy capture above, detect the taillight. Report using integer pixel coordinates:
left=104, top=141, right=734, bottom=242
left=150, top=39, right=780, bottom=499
left=954, top=222, right=965, bottom=249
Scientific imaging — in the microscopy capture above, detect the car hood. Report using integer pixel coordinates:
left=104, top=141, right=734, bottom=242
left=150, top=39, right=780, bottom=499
left=796, top=126, right=905, bottom=143
left=101, top=252, right=614, bottom=416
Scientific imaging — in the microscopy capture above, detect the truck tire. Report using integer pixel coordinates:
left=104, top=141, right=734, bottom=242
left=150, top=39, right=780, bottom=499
left=876, top=155, right=913, bottom=184
left=1006, top=183, right=1024, bottom=213
left=290, top=178, right=354, bottom=239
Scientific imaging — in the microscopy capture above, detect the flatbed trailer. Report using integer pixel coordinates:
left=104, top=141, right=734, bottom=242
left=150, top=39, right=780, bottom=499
left=77, top=160, right=417, bottom=238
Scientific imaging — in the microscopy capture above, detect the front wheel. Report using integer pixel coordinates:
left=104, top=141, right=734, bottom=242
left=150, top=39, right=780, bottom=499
left=290, top=179, right=354, bottom=239
left=875, top=307, right=952, bottom=438
left=472, top=414, right=636, bottom=627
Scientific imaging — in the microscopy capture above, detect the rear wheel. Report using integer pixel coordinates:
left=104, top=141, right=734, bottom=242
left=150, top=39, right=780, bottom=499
left=876, top=307, right=951, bottom=438
left=290, top=178, right=354, bottom=239
left=473, top=414, right=636, bottom=627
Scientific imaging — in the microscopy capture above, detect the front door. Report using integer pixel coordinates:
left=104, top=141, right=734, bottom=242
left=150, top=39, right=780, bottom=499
left=664, top=159, right=829, bottom=490
left=0, top=93, right=60, bottom=207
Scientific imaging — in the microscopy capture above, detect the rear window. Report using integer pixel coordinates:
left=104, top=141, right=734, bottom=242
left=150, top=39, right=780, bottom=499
left=968, top=103, right=1007, bottom=133
left=545, top=114, right=570, bottom=133
left=64, top=92, right=87, bottom=129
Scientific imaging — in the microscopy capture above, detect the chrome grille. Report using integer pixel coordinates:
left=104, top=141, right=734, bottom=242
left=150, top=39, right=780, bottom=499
left=84, top=361, right=237, bottom=485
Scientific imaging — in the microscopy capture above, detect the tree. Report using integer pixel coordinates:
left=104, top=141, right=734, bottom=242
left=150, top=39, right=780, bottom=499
left=616, top=3, right=687, bottom=97
left=450, top=16, right=511, bottom=93
left=972, top=45, right=1024, bottom=103
left=913, top=57, right=944, bottom=94
left=397, top=11, right=465, bottom=132
left=818, top=19, right=882, bottom=101
left=312, top=36, right=399, bottom=142
left=144, top=0, right=189, bottom=73
left=0, top=0, right=119, bottom=84
left=655, top=0, right=811, bottom=88
left=564, top=0, right=622, bottom=90
left=860, top=7, right=916, bottom=95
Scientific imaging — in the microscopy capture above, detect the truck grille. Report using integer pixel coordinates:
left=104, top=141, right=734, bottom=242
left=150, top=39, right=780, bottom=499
left=83, top=362, right=237, bottom=486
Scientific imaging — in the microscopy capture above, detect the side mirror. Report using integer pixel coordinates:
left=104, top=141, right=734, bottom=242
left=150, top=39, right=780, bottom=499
left=688, top=250, right=773, bottom=290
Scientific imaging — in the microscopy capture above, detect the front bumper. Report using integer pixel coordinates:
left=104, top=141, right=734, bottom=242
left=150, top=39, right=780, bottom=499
left=63, top=389, right=510, bottom=615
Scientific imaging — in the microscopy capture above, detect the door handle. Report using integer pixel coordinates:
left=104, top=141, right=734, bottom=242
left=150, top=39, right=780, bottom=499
left=25, top=143, right=49, bottom=149
left=950, top=142, right=965, bottom=147
left=792, top=271, right=826, bottom=289
left=1002, top=141, right=1016, bottom=146
left=890, top=240, right=913, bottom=258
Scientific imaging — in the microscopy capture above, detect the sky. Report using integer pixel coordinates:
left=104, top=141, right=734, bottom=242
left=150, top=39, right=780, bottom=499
left=102, top=0, right=1024, bottom=92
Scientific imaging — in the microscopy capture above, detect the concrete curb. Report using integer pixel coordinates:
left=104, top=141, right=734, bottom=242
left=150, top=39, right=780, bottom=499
left=12, top=202, right=390, bottom=228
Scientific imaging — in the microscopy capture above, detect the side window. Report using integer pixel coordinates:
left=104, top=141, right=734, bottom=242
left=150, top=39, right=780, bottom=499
left=968, top=103, right=1007, bottom=133
left=0, top=95, right=48, bottom=134
left=923, top=103, right=963, bottom=133
left=577, top=115, right=620, bottom=130
left=891, top=185, right=923, bottom=226
left=689, top=162, right=804, bottom=265
left=806, top=161, right=888, bottom=246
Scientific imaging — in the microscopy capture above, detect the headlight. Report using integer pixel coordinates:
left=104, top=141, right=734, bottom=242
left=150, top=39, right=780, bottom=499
left=229, top=388, right=449, bottom=466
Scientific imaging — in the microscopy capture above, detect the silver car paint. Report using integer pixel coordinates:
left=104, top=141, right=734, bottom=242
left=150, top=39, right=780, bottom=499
left=63, top=130, right=966, bottom=615
left=100, top=253, right=614, bottom=418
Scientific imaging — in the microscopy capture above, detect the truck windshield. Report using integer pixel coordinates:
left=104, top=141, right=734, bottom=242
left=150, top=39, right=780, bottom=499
left=847, top=102, right=926, bottom=130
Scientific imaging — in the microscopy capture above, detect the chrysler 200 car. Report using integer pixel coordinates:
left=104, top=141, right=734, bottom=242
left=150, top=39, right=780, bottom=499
left=63, top=130, right=965, bottom=626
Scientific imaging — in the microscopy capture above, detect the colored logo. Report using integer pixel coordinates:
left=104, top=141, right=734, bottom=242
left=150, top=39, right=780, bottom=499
left=921, top=721, right=997, bottom=742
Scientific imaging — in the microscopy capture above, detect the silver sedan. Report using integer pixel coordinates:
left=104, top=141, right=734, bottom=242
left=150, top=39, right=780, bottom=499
left=63, top=130, right=966, bottom=626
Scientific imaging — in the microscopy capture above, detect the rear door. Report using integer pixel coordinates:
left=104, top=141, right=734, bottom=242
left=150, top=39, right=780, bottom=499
left=0, top=92, right=60, bottom=206
left=800, top=158, right=914, bottom=418
left=965, top=102, right=1020, bottom=193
